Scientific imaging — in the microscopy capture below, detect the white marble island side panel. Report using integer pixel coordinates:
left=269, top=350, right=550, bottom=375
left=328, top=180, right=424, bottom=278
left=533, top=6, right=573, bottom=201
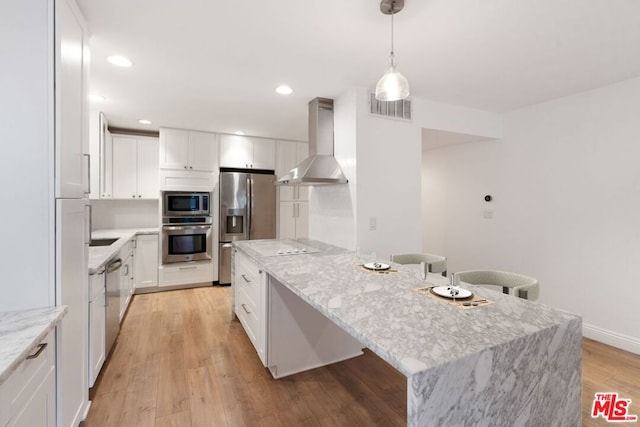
left=234, top=239, right=582, bottom=426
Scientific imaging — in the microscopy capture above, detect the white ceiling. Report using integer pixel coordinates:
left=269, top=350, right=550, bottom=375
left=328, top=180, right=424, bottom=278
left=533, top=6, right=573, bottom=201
left=77, top=0, right=640, bottom=141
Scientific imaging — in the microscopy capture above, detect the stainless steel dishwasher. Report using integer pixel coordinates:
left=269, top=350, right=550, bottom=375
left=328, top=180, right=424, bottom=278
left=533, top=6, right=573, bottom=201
left=105, top=257, right=122, bottom=357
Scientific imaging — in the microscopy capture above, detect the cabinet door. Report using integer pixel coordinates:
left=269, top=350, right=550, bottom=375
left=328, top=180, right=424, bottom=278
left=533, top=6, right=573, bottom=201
left=219, top=135, right=253, bottom=168
left=159, top=128, right=189, bottom=170
left=10, top=369, right=56, bottom=427
left=296, top=143, right=309, bottom=201
left=136, top=137, right=159, bottom=199
left=134, top=234, right=159, bottom=289
left=102, top=130, right=113, bottom=198
left=276, top=141, right=296, bottom=201
left=119, top=255, right=133, bottom=322
left=56, top=0, right=87, bottom=198
left=252, top=139, right=275, bottom=170
left=55, top=198, right=88, bottom=427
left=278, top=201, right=296, bottom=239
left=296, top=202, right=309, bottom=239
left=111, top=136, right=138, bottom=199
left=188, top=131, right=217, bottom=172
left=88, top=289, right=105, bottom=388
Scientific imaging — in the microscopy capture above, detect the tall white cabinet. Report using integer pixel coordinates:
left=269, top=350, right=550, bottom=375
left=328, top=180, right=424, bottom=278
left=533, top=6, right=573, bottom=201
left=275, top=140, right=309, bottom=239
left=1, top=1, right=90, bottom=426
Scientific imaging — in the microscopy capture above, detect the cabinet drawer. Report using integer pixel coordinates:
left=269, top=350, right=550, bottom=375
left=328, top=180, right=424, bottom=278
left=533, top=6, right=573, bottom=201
left=234, top=252, right=261, bottom=305
left=159, top=261, right=213, bottom=287
left=235, top=287, right=260, bottom=350
left=1, top=330, right=55, bottom=426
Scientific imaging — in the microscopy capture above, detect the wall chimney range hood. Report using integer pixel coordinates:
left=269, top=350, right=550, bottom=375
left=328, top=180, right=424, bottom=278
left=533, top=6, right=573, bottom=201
left=276, top=98, right=348, bottom=186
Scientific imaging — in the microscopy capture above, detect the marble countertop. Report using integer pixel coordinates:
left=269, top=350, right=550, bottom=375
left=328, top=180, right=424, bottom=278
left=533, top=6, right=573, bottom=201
left=89, top=227, right=159, bottom=274
left=0, top=306, right=68, bottom=385
left=234, top=239, right=581, bottom=377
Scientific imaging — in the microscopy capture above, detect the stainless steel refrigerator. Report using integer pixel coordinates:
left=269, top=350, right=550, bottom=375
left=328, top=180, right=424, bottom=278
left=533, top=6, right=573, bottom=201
left=219, top=170, right=276, bottom=284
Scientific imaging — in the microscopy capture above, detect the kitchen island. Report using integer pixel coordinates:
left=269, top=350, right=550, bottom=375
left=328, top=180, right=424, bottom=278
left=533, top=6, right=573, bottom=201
left=233, top=239, right=582, bottom=426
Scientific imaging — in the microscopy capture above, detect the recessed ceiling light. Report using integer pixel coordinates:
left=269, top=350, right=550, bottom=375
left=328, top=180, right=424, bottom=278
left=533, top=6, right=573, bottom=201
left=234, top=131, right=246, bottom=135
left=275, top=85, right=293, bottom=95
left=138, top=119, right=152, bottom=125
left=107, top=55, right=133, bottom=68
left=89, top=94, right=106, bottom=102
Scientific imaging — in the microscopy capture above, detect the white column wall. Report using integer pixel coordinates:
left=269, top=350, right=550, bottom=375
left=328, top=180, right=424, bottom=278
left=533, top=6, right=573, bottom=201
left=0, top=1, right=55, bottom=311
left=422, top=76, right=640, bottom=353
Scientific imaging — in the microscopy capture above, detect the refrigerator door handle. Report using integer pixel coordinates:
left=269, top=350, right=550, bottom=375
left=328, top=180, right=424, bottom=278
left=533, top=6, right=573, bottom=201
left=247, top=176, right=252, bottom=238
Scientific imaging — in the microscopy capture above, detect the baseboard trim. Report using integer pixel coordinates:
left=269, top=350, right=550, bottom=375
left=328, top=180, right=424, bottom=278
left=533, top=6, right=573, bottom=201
left=583, top=323, right=640, bottom=355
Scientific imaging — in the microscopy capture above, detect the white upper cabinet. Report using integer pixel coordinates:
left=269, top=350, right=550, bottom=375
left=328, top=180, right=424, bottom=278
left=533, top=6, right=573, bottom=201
left=160, top=128, right=216, bottom=172
left=56, top=0, right=89, bottom=199
left=188, top=131, right=218, bottom=172
left=276, top=140, right=309, bottom=201
left=112, top=135, right=159, bottom=199
left=220, top=135, right=275, bottom=170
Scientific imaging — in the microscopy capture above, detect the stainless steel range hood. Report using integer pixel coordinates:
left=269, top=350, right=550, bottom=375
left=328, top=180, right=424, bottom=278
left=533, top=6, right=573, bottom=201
left=276, top=98, right=348, bottom=186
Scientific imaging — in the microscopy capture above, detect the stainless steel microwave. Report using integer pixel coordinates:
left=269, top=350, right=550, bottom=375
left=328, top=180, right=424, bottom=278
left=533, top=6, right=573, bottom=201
left=162, top=192, right=210, bottom=217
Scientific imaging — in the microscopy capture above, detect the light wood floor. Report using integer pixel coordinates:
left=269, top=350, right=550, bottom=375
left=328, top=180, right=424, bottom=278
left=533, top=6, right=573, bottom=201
left=84, top=287, right=640, bottom=427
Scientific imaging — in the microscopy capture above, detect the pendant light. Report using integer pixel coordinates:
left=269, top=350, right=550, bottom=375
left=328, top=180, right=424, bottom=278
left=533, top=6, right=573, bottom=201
left=375, top=0, right=410, bottom=101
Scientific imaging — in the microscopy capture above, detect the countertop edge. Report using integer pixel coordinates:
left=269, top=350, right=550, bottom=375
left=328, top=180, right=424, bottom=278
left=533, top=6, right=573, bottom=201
left=89, top=227, right=160, bottom=274
left=0, top=306, right=68, bottom=386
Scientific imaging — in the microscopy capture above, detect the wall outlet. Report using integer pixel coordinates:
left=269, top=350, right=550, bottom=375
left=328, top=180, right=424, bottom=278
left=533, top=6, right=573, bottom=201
left=369, top=216, right=377, bottom=231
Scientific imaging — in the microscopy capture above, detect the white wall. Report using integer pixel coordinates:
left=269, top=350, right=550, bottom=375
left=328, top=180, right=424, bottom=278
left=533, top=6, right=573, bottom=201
left=355, top=90, right=423, bottom=261
left=0, top=1, right=54, bottom=311
left=422, top=76, right=640, bottom=354
left=91, top=199, right=159, bottom=230
left=310, top=88, right=422, bottom=261
left=309, top=89, right=358, bottom=250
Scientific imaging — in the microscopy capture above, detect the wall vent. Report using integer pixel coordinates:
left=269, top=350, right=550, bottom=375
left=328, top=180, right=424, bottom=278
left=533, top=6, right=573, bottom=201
left=368, top=92, right=412, bottom=121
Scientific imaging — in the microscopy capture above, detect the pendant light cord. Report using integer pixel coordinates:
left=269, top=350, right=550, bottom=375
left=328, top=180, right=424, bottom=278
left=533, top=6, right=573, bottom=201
left=390, top=6, right=395, bottom=56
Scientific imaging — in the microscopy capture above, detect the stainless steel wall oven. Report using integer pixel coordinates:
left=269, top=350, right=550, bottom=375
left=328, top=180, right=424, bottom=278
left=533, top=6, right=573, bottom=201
left=161, top=191, right=213, bottom=264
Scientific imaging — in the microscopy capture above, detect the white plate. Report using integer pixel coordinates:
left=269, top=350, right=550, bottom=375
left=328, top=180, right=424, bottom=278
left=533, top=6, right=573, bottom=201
left=363, top=262, right=390, bottom=271
left=431, top=286, right=473, bottom=299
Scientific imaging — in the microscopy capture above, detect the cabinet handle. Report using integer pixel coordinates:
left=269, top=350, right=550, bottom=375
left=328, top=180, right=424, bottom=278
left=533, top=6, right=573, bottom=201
left=26, top=343, right=47, bottom=360
left=138, top=195, right=141, bottom=198
left=250, top=164, right=253, bottom=168
left=189, top=166, right=193, bottom=169
left=84, top=153, right=91, bottom=195
left=241, top=303, right=251, bottom=314
left=132, top=195, right=135, bottom=198
left=184, top=165, right=187, bottom=169
left=179, top=266, right=198, bottom=270
left=241, top=274, right=251, bottom=283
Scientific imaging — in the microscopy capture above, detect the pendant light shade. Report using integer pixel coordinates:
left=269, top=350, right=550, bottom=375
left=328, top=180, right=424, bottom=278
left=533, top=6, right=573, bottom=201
left=375, top=0, right=410, bottom=101
left=375, top=54, right=410, bottom=101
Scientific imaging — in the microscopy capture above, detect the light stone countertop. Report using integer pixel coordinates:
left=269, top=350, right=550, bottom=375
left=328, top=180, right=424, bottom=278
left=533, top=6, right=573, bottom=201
left=0, top=306, right=68, bottom=385
left=234, top=238, right=581, bottom=377
left=89, top=227, right=159, bottom=274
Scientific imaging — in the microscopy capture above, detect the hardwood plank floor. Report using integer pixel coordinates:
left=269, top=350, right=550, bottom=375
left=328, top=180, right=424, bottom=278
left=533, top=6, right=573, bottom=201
left=84, top=286, right=640, bottom=427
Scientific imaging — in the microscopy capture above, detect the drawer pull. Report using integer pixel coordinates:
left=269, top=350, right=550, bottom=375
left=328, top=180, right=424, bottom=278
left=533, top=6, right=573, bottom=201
left=179, top=266, right=198, bottom=271
left=241, top=303, right=251, bottom=314
left=26, top=343, right=47, bottom=360
left=241, top=274, right=251, bottom=283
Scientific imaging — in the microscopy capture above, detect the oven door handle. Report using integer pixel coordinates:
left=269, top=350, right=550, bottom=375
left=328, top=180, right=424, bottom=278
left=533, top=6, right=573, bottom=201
left=163, top=225, right=211, bottom=231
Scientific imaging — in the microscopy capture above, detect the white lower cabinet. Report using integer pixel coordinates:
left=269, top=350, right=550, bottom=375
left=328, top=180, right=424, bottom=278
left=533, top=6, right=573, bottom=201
left=233, top=250, right=267, bottom=365
left=88, top=270, right=106, bottom=388
left=0, top=331, right=56, bottom=427
left=159, top=261, right=213, bottom=287
left=134, top=234, right=159, bottom=290
left=119, top=241, right=135, bottom=323
left=232, top=249, right=362, bottom=377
